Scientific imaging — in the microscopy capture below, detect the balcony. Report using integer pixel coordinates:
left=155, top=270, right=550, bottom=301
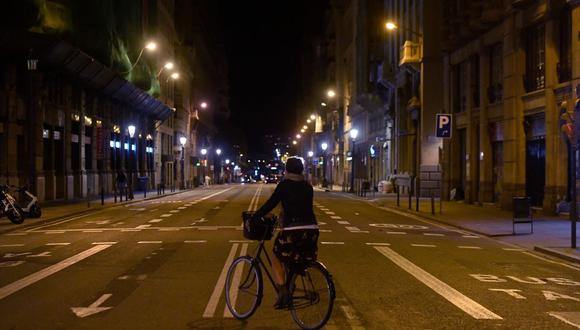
left=399, top=41, right=421, bottom=66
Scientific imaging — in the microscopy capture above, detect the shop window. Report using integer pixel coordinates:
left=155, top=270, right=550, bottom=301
left=488, top=43, right=503, bottom=103
left=524, top=23, right=545, bottom=92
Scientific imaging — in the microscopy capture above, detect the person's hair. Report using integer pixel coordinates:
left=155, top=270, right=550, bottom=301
left=285, top=157, right=304, bottom=174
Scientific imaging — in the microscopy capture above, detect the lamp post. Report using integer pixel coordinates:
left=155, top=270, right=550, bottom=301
left=122, top=41, right=157, bottom=74
left=201, top=148, right=207, bottom=186
left=216, top=148, right=222, bottom=184
left=179, top=136, right=187, bottom=189
left=156, top=61, right=175, bottom=78
left=128, top=124, right=136, bottom=200
left=308, top=151, right=314, bottom=184
left=349, top=128, right=359, bottom=193
left=321, top=142, right=328, bottom=188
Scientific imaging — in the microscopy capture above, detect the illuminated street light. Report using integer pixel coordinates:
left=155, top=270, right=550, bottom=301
left=327, top=90, right=336, bottom=98
left=303, top=125, right=308, bottom=130
left=301, top=129, right=305, bottom=133
left=225, top=159, right=230, bottom=165
left=200, top=102, right=208, bottom=109
left=321, top=142, right=328, bottom=151
left=321, top=102, right=327, bottom=107
left=123, top=41, right=157, bottom=74
left=310, top=114, right=316, bottom=120
left=292, top=140, right=297, bottom=145
left=349, top=128, right=359, bottom=193
left=128, top=125, right=136, bottom=138
left=145, top=41, right=157, bottom=50
left=307, top=119, right=311, bottom=124
left=296, top=134, right=301, bottom=139
left=350, top=128, right=359, bottom=140
left=385, top=22, right=397, bottom=30
left=308, top=151, right=314, bottom=158
left=156, top=61, right=175, bottom=78
left=170, top=72, right=179, bottom=80
left=201, top=148, right=207, bottom=155
left=179, top=136, right=187, bottom=146
left=216, top=148, right=222, bottom=156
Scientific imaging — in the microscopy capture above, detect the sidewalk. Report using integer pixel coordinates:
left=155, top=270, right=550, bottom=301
left=325, top=189, right=580, bottom=264
left=0, top=188, right=195, bottom=233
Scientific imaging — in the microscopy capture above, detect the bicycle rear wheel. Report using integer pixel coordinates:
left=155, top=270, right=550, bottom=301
left=289, top=261, right=335, bottom=330
left=225, top=256, right=262, bottom=320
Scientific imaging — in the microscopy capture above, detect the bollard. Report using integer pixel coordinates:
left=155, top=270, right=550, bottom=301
left=397, top=188, right=400, bottom=207
left=408, top=190, right=412, bottom=210
left=101, top=187, right=105, bottom=206
left=431, top=195, right=435, bottom=215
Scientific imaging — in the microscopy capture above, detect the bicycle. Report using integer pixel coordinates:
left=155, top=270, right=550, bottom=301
left=225, top=212, right=335, bottom=330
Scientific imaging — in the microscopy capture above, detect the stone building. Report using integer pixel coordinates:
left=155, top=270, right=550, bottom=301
left=441, top=0, right=576, bottom=213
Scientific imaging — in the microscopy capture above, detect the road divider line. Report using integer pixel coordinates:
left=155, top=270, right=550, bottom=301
left=1, top=244, right=25, bottom=247
left=137, top=241, right=162, bottom=244
left=135, top=225, right=151, bottom=229
left=4, top=233, right=27, bottom=236
left=337, top=221, right=350, bottom=225
left=92, top=242, right=117, bottom=245
left=148, top=219, right=163, bottom=223
left=321, top=242, right=345, bottom=245
left=386, top=231, right=406, bottom=235
left=424, top=233, right=445, bottom=237
left=0, top=244, right=112, bottom=300
left=374, top=246, right=502, bottom=320
left=203, top=243, right=239, bottom=318
left=330, top=216, right=342, bottom=220
left=184, top=240, right=207, bottom=243
left=365, top=242, right=390, bottom=246
left=160, top=214, right=173, bottom=218
left=458, top=246, right=482, bottom=250
left=411, top=244, right=436, bottom=248
left=224, top=243, right=249, bottom=318
left=548, top=311, right=580, bottom=328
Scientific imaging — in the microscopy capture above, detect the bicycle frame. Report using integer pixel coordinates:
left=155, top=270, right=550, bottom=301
left=248, top=239, right=280, bottom=294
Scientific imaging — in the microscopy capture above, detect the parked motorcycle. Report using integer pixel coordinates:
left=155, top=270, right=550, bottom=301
left=0, top=185, right=24, bottom=224
left=14, top=186, right=41, bottom=218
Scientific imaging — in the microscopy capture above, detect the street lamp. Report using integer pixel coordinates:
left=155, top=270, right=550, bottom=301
left=156, top=61, right=175, bottom=78
left=127, top=125, right=136, bottom=199
left=310, top=114, right=316, bottom=120
left=167, top=72, right=179, bottom=82
left=123, top=41, right=157, bottom=74
left=201, top=148, right=208, bottom=186
left=200, top=102, right=208, bottom=109
left=349, top=128, right=359, bottom=193
left=327, top=89, right=336, bottom=98
left=321, top=142, right=328, bottom=188
left=216, top=148, right=222, bottom=184
left=296, top=134, right=301, bottom=139
left=179, top=136, right=187, bottom=189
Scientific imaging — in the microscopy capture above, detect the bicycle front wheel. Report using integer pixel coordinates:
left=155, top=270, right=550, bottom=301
left=289, top=261, right=335, bottom=330
left=225, top=256, right=263, bottom=320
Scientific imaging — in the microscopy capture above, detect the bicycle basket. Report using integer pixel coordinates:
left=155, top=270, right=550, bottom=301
left=242, top=211, right=275, bottom=240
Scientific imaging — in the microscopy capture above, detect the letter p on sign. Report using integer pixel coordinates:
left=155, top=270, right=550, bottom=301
left=436, top=114, right=452, bottom=138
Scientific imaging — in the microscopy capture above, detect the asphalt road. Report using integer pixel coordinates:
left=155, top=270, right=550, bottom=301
left=0, top=184, right=579, bottom=329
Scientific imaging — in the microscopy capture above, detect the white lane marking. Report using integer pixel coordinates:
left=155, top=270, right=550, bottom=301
left=177, top=207, right=187, bottom=210
left=169, top=210, right=180, bottom=213
left=203, top=244, right=239, bottom=318
left=325, top=211, right=336, bottom=215
left=321, top=242, right=345, bottom=245
left=330, top=216, right=342, bottom=220
left=71, top=293, right=113, bottom=318
left=83, top=230, right=103, bottom=233
left=228, top=240, right=253, bottom=243
left=345, top=226, right=360, bottom=231
left=0, top=261, right=25, bottom=267
left=184, top=240, right=207, bottom=243
left=199, top=228, right=218, bottom=231
left=374, top=246, right=502, bottom=320
left=462, top=235, right=480, bottom=239
left=28, top=252, right=51, bottom=258
left=319, top=229, right=333, bottom=233
left=224, top=243, right=249, bottom=317
left=386, top=231, right=406, bottom=235
left=137, top=241, right=162, bottom=244
left=148, top=219, right=163, bottom=223
left=4, top=233, right=27, bottom=236
left=92, top=242, right=117, bottom=245
left=0, top=244, right=112, bottom=300
left=160, top=214, right=173, bottom=218
left=128, top=208, right=146, bottom=211
left=27, top=213, right=91, bottom=231
left=365, top=243, right=391, bottom=246
left=135, top=225, right=151, bottom=229
left=412, top=244, right=436, bottom=248
left=548, top=312, right=580, bottom=329
left=337, top=221, right=350, bottom=225
left=424, top=233, right=445, bottom=237
left=45, top=232, right=65, bottom=234
left=121, top=229, right=141, bottom=232
left=502, top=248, right=525, bottom=251
left=158, top=228, right=180, bottom=232
left=1, top=244, right=25, bottom=247
left=458, top=246, right=482, bottom=250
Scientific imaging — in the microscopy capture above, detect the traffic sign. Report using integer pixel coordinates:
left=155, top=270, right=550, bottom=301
left=436, top=114, right=452, bottom=138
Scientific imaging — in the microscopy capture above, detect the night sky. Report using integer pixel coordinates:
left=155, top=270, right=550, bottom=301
left=216, top=1, right=328, bottom=157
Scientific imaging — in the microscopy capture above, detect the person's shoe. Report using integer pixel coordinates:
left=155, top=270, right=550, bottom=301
left=274, top=285, right=290, bottom=309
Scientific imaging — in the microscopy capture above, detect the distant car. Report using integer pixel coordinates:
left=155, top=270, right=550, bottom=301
left=265, top=176, right=278, bottom=184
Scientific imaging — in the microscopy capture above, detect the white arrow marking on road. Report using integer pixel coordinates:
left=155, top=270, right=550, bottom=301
left=375, top=246, right=502, bottom=320
left=71, top=294, right=113, bottom=318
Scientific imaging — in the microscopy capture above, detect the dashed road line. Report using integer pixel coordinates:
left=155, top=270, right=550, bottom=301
left=177, top=207, right=187, bottom=210
left=135, top=225, right=151, bottom=229
left=462, top=235, right=480, bottom=239
left=325, top=211, right=336, bottom=215
left=366, top=242, right=390, bottom=246
left=121, top=229, right=141, bottom=232
left=319, top=229, right=333, bottom=233
left=502, top=248, right=525, bottom=251
left=158, top=228, right=180, bottom=231
left=458, top=246, right=482, bottom=250
left=321, top=242, right=345, bottom=245
left=386, top=231, right=406, bottom=235
left=337, top=221, right=350, bottom=225
left=4, top=233, right=27, bottom=236
left=330, top=216, right=342, bottom=220
left=148, top=219, right=163, bottom=223
left=138, top=241, right=163, bottom=244
left=160, top=214, right=173, bottom=217
left=0, top=244, right=25, bottom=247
left=411, top=244, right=436, bottom=248
left=424, top=233, right=445, bottom=237
left=92, top=242, right=118, bottom=245
left=203, top=243, right=239, bottom=318
left=169, top=210, right=180, bottom=213
left=185, top=240, right=207, bottom=243
left=83, top=230, right=103, bottom=233
left=46, top=243, right=70, bottom=246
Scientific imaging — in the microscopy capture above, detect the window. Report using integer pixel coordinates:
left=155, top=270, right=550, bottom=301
left=453, top=61, right=468, bottom=113
left=525, top=23, right=545, bottom=92
left=558, top=11, right=571, bottom=83
left=489, top=43, right=503, bottom=103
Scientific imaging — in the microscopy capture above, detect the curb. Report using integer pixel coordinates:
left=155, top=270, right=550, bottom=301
left=534, top=246, right=580, bottom=264
left=0, top=189, right=193, bottom=234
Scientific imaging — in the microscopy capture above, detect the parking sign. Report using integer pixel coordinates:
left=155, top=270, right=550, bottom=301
left=436, top=114, right=452, bottom=138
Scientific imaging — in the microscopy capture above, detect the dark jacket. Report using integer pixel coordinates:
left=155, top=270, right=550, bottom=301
left=253, top=174, right=317, bottom=228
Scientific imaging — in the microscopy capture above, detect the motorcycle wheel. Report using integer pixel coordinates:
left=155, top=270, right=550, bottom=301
left=7, top=206, right=24, bottom=224
left=30, top=204, right=42, bottom=218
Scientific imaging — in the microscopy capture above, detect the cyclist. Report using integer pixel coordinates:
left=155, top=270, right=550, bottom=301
left=252, top=156, right=319, bottom=309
